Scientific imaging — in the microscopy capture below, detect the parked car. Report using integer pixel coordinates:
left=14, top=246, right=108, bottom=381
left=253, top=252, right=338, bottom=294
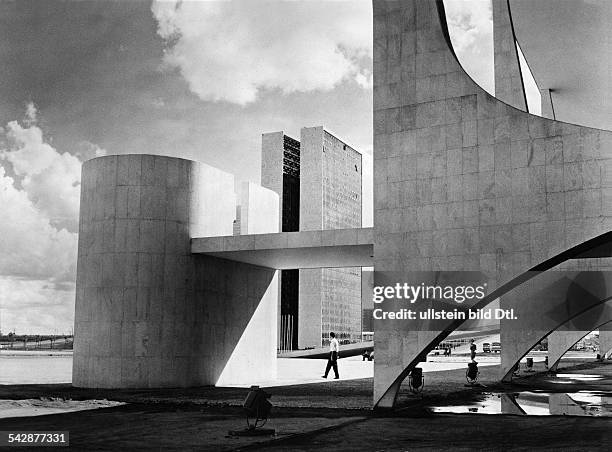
left=482, top=343, right=491, bottom=353
left=491, top=342, right=501, bottom=353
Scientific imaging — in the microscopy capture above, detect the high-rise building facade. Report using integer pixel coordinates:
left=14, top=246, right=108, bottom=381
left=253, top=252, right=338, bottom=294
left=262, top=126, right=362, bottom=349
left=261, top=132, right=301, bottom=350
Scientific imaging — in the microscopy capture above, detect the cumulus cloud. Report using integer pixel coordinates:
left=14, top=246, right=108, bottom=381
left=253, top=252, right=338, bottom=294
left=0, top=166, right=77, bottom=283
left=445, top=0, right=494, bottom=93
left=0, top=104, right=104, bottom=333
left=151, top=0, right=372, bottom=105
left=1, top=105, right=82, bottom=231
left=76, top=140, right=107, bottom=161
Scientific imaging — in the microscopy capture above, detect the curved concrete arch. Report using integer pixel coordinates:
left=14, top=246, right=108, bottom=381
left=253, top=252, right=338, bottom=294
left=601, top=326, right=612, bottom=359
left=499, top=272, right=612, bottom=381
left=548, top=318, right=612, bottom=372
left=547, top=310, right=612, bottom=372
left=374, top=233, right=612, bottom=407
left=373, top=0, right=612, bottom=408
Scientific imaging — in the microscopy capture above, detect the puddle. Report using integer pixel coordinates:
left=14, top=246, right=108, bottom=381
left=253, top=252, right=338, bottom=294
left=429, top=391, right=611, bottom=417
left=540, top=373, right=607, bottom=385
left=553, top=373, right=605, bottom=382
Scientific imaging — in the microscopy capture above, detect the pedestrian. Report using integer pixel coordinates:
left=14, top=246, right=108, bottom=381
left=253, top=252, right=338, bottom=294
left=469, top=339, right=477, bottom=363
left=322, top=332, right=340, bottom=379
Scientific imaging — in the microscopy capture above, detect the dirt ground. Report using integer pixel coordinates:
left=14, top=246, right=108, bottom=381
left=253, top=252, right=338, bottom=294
left=0, top=360, right=609, bottom=451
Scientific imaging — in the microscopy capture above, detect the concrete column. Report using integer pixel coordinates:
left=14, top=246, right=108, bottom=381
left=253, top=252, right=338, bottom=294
left=500, top=394, right=525, bottom=415
left=600, top=324, right=612, bottom=358
left=500, top=271, right=612, bottom=380
left=549, top=393, right=587, bottom=416
left=546, top=301, right=612, bottom=370
left=540, top=88, right=555, bottom=119
left=73, top=154, right=277, bottom=388
left=493, top=0, right=527, bottom=110
left=547, top=330, right=590, bottom=371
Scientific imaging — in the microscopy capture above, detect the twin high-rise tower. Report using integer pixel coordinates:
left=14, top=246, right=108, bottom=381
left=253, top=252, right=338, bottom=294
left=261, top=126, right=363, bottom=350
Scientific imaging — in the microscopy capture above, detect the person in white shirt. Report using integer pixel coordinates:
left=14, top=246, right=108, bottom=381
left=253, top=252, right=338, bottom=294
left=322, top=332, right=340, bottom=379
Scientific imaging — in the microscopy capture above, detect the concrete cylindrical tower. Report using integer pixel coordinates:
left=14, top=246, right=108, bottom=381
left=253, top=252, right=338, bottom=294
left=72, top=154, right=234, bottom=387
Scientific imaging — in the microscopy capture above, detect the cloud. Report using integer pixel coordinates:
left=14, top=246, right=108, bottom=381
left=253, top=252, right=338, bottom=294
left=24, top=101, right=38, bottom=126
left=0, top=104, right=105, bottom=334
left=76, top=140, right=107, bottom=161
left=445, top=0, right=492, bottom=53
left=445, top=0, right=494, bottom=93
left=151, top=0, right=372, bottom=105
left=1, top=105, right=83, bottom=231
left=0, top=277, right=75, bottom=334
left=0, top=166, right=77, bottom=283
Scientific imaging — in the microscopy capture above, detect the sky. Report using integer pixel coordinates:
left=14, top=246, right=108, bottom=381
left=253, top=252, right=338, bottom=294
left=0, top=0, right=495, bottom=335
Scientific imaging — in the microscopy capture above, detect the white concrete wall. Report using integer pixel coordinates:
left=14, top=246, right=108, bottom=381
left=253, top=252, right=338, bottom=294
left=73, top=154, right=277, bottom=388
left=192, top=255, right=278, bottom=385
left=261, top=131, right=285, bottom=232
left=238, top=181, right=279, bottom=234
left=215, top=268, right=279, bottom=385
left=190, top=163, right=236, bottom=237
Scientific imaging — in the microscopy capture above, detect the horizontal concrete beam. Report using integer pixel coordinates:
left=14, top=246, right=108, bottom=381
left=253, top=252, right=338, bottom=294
left=191, top=228, right=373, bottom=269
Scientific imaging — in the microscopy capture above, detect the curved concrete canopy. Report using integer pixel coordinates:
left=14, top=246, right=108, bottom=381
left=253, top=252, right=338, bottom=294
left=509, top=0, right=612, bottom=130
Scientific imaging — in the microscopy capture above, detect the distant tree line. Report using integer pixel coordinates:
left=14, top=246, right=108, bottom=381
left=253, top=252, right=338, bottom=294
left=0, top=333, right=73, bottom=350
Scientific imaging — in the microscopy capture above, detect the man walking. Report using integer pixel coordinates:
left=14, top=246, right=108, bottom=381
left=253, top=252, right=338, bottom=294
left=469, top=339, right=477, bottom=363
left=322, top=332, right=340, bottom=379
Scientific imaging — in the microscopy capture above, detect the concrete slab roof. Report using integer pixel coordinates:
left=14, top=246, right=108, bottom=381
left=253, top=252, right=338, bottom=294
left=191, top=228, right=373, bottom=269
left=509, top=0, right=612, bottom=130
